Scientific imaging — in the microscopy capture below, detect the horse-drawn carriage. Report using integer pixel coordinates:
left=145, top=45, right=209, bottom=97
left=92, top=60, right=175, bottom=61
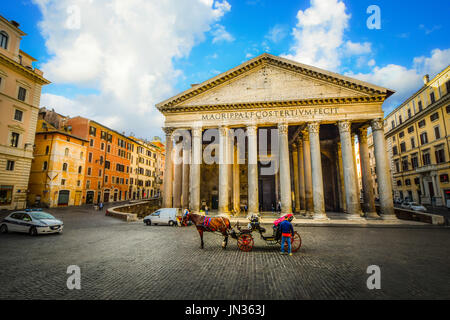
left=229, top=214, right=302, bottom=252
left=181, top=210, right=302, bottom=252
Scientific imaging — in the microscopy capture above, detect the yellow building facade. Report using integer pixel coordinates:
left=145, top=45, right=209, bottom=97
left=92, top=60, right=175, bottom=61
left=28, top=120, right=87, bottom=207
left=384, top=66, right=450, bottom=207
left=0, top=16, right=50, bottom=210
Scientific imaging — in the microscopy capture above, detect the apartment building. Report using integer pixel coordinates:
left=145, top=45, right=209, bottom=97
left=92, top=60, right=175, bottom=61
left=0, top=16, right=50, bottom=210
left=384, top=66, right=450, bottom=207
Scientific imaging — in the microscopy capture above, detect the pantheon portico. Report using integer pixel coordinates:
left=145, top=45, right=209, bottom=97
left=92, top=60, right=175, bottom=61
left=156, top=54, right=396, bottom=219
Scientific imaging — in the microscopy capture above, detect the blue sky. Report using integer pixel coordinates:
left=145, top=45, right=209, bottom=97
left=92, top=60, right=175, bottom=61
left=2, top=0, right=449, bottom=139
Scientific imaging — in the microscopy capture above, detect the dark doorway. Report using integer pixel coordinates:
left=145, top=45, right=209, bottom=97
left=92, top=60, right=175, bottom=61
left=57, top=190, right=70, bottom=206
left=86, top=191, right=94, bottom=204
left=211, top=195, right=219, bottom=210
left=259, top=176, right=275, bottom=212
left=428, top=182, right=435, bottom=197
left=103, top=191, right=110, bottom=203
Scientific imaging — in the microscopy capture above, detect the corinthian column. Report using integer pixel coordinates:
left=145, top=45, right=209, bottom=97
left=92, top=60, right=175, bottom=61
left=233, top=139, right=240, bottom=213
left=358, top=126, right=378, bottom=218
left=338, top=121, right=362, bottom=219
left=163, top=127, right=174, bottom=208
left=247, top=125, right=259, bottom=215
left=292, top=143, right=300, bottom=213
left=278, top=123, right=292, bottom=214
left=297, top=139, right=306, bottom=212
left=219, top=126, right=230, bottom=215
left=302, top=131, right=313, bottom=215
left=371, top=118, right=396, bottom=219
left=173, top=138, right=183, bottom=208
left=182, top=138, right=190, bottom=209
left=190, top=127, right=202, bottom=213
left=308, top=122, right=327, bottom=219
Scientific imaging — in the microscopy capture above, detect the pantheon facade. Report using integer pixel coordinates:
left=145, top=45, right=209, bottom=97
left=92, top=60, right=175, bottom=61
left=156, top=54, right=396, bottom=219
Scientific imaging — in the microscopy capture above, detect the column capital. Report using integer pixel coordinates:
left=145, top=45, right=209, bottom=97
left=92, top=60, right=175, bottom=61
left=337, top=120, right=351, bottom=134
left=296, top=137, right=303, bottom=147
left=192, top=127, right=202, bottom=137
left=291, top=142, right=298, bottom=150
left=247, top=125, right=258, bottom=137
left=358, top=126, right=369, bottom=144
left=371, top=118, right=384, bottom=131
left=163, top=127, right=175, bottom=137
left=278, top=123, right=289, bottom=135
left=301, top=130, right=309, bottom=141
left=307, top=122, right=320, bottom=134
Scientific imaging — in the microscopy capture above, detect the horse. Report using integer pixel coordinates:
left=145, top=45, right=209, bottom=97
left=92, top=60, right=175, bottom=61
left=182, top=211, right=232, bottom=249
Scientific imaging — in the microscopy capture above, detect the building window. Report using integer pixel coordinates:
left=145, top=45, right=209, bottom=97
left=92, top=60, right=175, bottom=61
left=62, top=163, right=68, bottom=171
left=422, top=152, right=431, bottom=166
left=0, top=185, right=13, bottom=205
left=78, top=166, right=82, bottom=174
left=411, top=155, right=419, bottom=169
left=43, top=161, right=48, bottom=171
left=65, top=148, right=69, bottom=156
left=14, top=109, right=23, bottom=121
left=414, top=178, right=420, bottom=185
left=87, top=167, right=92, bottom=175
left=101, top=131, right=107, bottom=140
left=99, top=169, right=102, bottom=177
left=418, top=101, right=423, bottom=112
left=6, top=160, right=14, bottom=171
left=89, top=126, right=97, bottom=136
left=105, top=161, right=110, bottom=169
left=405, top=179, right=411, bottom=186
left=435, top=147, right=446, bottom=164
left=434, top=126, right=441, bottom=139
left=402, top=157, right=409, bottom=171
left=430, top=112, right=439, bottom=122
left=77, top=180, right=81, bottom=187
left=399, top=131, right=404, bottom=139
left=393, top=146, right=398, bottom=156
left=86, top=180, right=91, bottom=189
left=0, top=31, right=8, bottom=49
left=447, top=106, right=450, bottom=114
left=61, top=179, right=66, bottom=186
left=391, top=120, right=395, bottom=129
left=407, top=109, right=412, bottom=118
left=420, top=132, right=428, bottom=145
left=10, top=132, right=19, bottom=148
left=407, top=126, right=414, bottom=134
left=88, top=152, right=93, bottom=163
left=105, top=175, right=108, bottom=183
left=400, top=142, right=406, bottom=152
left=397, top=180, right=402, bottom=186
left=101, top=142, right=105, bottom=150
left=430, top=92, right=435, bottom=104
left=411, top=138, right=415, bottom=149
left=395, top=160, right=400, bottom=173
left=17, top=87, right=26, bottom=101
left=107, top=145, right=111, bottom=153
left=398, top=115, right=402, bottom=124
left=418, top=119, right=426, bottom=128
left=440, top=174, right=449, bottom=183
left=90, top=139, right=94, bottom=147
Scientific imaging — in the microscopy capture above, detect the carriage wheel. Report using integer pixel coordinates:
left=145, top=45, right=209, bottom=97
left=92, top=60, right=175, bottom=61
left=285, top=232, right=302, bottom=253
left=237, top=234, right=254, bottom=252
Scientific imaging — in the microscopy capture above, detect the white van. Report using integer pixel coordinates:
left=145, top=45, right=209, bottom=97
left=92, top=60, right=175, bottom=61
left=143, top=208, right=179, bottom=226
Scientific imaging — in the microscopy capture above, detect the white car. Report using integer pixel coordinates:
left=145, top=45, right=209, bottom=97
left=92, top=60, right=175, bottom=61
left=143, top=208, right=179, bottom=226
left=401, top=202, right=427, bottom=212
left=0, top=210, right=64, bottom=236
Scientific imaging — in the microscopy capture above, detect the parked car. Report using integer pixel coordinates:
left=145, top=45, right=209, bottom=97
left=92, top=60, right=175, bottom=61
left=401, top=202, right=427, bottom=212
left=0, top=209, right=64, bottom=236
left=143, top=208, right=179, bottom=226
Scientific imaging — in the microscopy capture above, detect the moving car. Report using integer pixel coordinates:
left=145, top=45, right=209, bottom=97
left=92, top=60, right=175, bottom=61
left=143, top=208, right=179, bottom=226
left=0, top=209, right=64, bottom=236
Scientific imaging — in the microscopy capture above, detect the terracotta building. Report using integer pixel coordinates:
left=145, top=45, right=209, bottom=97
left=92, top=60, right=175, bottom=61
left=66, top=117, right=132, bottom=204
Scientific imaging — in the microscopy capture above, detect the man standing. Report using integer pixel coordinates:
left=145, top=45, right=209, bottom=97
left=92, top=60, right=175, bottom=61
left=280, top=214, right=294, bottom=256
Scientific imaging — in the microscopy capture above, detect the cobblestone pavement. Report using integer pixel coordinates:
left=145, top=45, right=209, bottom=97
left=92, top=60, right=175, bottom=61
left=0, top=206, right=449, bottom=300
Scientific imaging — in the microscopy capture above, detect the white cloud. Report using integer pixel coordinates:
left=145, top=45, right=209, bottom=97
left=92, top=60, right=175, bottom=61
left=282, top=0, right=372, bottom=71
left=346, top=48, right=450, bottom=114
left=211, top=24, right=235, bottom=43
left=265, top=24, right=287, bottom=43
left=33, top=0, right=231, bottom=139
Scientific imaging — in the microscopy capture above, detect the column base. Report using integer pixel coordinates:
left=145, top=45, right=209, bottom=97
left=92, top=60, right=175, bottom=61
left=380, top=214, right=398, bottom=220
left=312, top=212, right=329, bottom=220
left=365, top=212, right=381, bottom=219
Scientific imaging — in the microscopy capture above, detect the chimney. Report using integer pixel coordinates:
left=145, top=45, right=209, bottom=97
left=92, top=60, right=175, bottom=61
left=10, top=20, right=20, bottom=28
left=423, top=74, right=430, bottom=85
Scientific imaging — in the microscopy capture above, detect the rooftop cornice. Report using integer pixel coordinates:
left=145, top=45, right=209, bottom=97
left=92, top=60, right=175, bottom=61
left=156, top=53, right=394, bottom=112
left=0, top=53, right=50, bottom=85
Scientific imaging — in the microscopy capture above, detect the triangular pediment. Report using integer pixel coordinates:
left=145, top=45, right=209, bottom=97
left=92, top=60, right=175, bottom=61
left=156, top=53, right=394, bottom=113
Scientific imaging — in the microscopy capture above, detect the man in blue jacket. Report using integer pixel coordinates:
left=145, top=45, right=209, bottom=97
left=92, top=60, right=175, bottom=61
left=280, top=214, right=294, bottom=256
